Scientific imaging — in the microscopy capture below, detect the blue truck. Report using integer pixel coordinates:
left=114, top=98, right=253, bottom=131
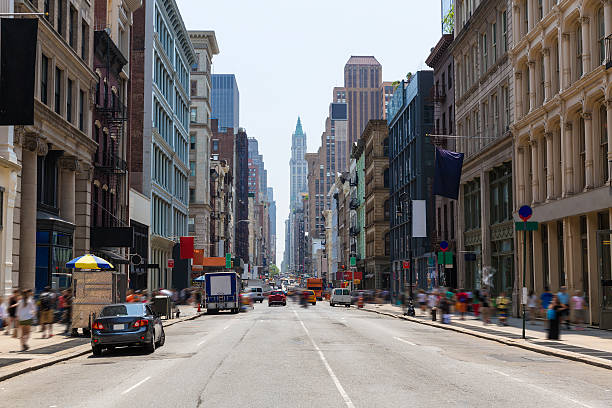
left=204, top=271, right=240, bottom=314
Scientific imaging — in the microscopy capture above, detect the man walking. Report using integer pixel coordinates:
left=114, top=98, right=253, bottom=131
left=39, top=286, right=55, bottom=338
left=557, top=286, right=570, bottom=329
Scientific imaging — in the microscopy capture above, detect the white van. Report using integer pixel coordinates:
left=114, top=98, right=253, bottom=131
left=330, top=288, right=351, bottom=307
left=247, top=287, right=264, bottom=303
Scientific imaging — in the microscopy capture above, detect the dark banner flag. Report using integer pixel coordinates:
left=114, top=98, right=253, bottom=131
left=433, top=147, right=464, bottom=200
left=0, top=18, right=38, bottom=125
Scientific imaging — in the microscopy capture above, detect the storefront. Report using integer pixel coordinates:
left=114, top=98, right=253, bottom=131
left=35, top=212, right=74, bottom=293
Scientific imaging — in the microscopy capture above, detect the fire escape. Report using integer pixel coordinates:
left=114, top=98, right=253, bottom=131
left=93, top=30, right=128, bottom=228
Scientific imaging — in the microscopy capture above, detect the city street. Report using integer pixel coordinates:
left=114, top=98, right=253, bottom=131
left=1, top=301, right=610, bottom=408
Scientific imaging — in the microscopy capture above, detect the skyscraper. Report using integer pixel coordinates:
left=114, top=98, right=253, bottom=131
left=344, top=56, right=383, bottom=165
left=211, top=74, right=239, bottom=132
left=289, top=117, right=308, bottom=209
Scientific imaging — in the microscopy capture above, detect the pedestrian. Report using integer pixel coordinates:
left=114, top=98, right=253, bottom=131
left=16, top=289, right=36, bottom=351
left=440, top=296, right=451, bottom=324
left=527, top=290, right=538, bottom=324
left=7, top=289, right=19, bottom=337
left=557, top=286, right=570, bottom=329
left=427, top=290, right=438, bottom=321
left=39, top=286, right=55, bottom=338
left=63, top=288, right=74, bottom=335
left=0, top=296, right=7, bottom=333
left=456, top=289, right=468, bottom=320
left=547, top=295, right=564, bottom=340
left=472, top=290, right=481, bottom=318
left=496, top=292, right=510, bottom=326
left=481, top=291, right=491, bottom=324
left=540, top=286, right=553, bottom=319
left=570, top=290, right=586, bottom=330
left=417, top=289, right=427, bottom=315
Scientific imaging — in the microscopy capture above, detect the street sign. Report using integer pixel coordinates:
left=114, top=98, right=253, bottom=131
left=350, top=256, right=356, bottom=267
left=515, top=221, right=538, bottom=231
left=437, top=252, right=453, bottom=266
left=518, top=205, right=533, bottom=221
left=225, top=253, right=232, bottom=268
left=440, top=240, right=449, bottom=252
left=167, top=259, right=174, bottom=268
left=354, top=279, right=361, bottom=285
left=402, top=260, right=410, bottom=269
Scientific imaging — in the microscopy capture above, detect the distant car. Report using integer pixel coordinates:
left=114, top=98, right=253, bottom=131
left=91, top=303, right=165, bottom=356
left=330, top=288, right=351, bottom=307
left=268, top=290, right=287, bottom=306
left=305, top=290, right=316, bottom=305
left=247, top=287, right=264, bottom=303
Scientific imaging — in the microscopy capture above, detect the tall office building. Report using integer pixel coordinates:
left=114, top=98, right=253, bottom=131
left=188, top=31, right=219, bottom=257
left=344, top=56, right=383, bottom=166
left=211, top=74, right=239, bottom=132
left=130, top=0, right=195, bottom=289
left=289, top=117, right=308, bottom=209
left=267, top=187, right=277, bottom=265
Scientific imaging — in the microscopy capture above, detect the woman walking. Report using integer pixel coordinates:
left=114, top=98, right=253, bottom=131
left=7, top=289, right=19, bottom=337
left=472, top=290, right=481, bottom=318
left=547, top=295, right=565, bottom=340
left=481, top=291, right=491, bottom=324
left=16, top=289, right=36, bottom=351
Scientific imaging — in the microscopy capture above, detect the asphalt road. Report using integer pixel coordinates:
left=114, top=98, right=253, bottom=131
left=1, top=300, right=610, bottom=408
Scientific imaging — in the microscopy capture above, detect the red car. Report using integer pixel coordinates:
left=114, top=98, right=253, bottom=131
left=268, top=290, right=286, bottom=306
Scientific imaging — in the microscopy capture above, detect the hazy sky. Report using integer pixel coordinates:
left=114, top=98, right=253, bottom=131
left=177, top=0, right=442, bottom=266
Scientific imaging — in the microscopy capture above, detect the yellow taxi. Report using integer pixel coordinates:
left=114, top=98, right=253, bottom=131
left=305, top=290, right=316, bottom=305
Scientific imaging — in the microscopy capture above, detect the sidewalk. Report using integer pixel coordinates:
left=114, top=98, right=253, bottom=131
left=354, top=302, right=612, bottom=369
left=0, top=304, right=203, bottom=382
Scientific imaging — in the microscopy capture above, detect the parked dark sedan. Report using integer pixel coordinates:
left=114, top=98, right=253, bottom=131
left=91, top=303, right=165, bottom=356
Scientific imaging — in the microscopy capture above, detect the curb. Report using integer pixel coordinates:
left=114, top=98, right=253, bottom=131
left=0, top=311, right=205, bottom=383
left=354, top=305, right=612, bottom=370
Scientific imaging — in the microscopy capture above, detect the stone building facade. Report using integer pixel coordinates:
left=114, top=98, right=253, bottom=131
left=363, top=120, right=391, bottom=290
left=511, top=0, right=612, bottom=325
left=188, top=31, right=218, bottom=257
left=453, top=0, right=516, bottom=300
left=14, top=0, right=98, bottom=292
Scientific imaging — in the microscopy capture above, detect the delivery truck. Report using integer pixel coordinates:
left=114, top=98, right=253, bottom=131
left=205, top=271, right=240, bottom=314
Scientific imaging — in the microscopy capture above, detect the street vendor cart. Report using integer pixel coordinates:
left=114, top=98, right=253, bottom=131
left=66, top=254, right=126, bottom=335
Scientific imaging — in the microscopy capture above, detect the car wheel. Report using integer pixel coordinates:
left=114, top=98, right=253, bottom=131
left=311, top=302, right=316, bottom=305
left=92, top=345, right=102, bottom=357
left=106, top=346, right=116, bottom=352
left=345, top=304, right=350, bottom=308
left=156, top=329, right=165, bottom=347
left=268, top=303, right=271, bottom=307
left=330, top=302, right=334, bottom=307
left=145, top=332, right=156, bottom=353
left=283, top=302, right=286, bottom=306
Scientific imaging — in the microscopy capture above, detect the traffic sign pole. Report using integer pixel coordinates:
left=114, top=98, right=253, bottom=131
left=518, top=205, right=532, bottom=340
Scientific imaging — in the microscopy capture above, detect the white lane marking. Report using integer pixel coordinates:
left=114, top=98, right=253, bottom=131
left=197, top=338, right=207, bottom=347
left=393, top=336, right=416, bottom=346
left=121, top=376, right=151, bottom=395
left=493, top=370, right=592, bottom=408
left=223, top=325, right=230, bottom=330
left=293, top=310, right=355, bottom=408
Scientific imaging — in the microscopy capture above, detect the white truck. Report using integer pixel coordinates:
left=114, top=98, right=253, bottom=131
left=205, top=272, right=240, bottom=314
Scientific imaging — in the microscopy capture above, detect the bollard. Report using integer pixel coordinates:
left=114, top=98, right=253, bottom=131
left=431, top=307, right=437, bottom=321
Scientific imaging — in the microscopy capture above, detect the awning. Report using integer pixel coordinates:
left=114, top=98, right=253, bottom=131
left=95, top=249, right=129, bottom=265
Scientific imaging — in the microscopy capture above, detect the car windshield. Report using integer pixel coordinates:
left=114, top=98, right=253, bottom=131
left=100, top=304, right=143, bottom=317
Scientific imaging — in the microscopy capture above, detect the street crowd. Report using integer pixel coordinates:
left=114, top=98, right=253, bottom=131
left=401, top=286, right=587, bottom=340
left=0, top=286, right=74, bottom=351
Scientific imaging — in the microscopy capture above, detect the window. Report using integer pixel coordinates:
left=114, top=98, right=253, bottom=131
left=190, top=107, right=197, bottom=123
left=212, top=139, right=219, bottom=152
left=41, top=55, right=49, bottom=105
left=189, top=161, right=195, bottom=175
left=78, top=89, right=84, bottom=131
left=579, top=115, right=586, bottom=188
left=66, top=79, right=72, bottom=123
left=44, top=0, right=50, bottom=22
left=69, top=6, right=76, bottom=48
left=503, top=85, right=510, bottom=131
left=577, top=23, right=583, bottom=78
left=539, top=53, right=545, bottom=105
left=190, top=134, right=196, bottom=150
left=191, top=80, right=197, bottom=96
left=523, top=0, right=528, bottom=35
left=482, top=33, right=488, bottom=72
left=538, top=0, right=543, bottom=21
left=57, top=0, right=64, bottom=35
left=492, top=22, right=497, bottom=61
left=447, top=64, right=452, bottom=89
left=463, top=178, right=481, bottom=230
left=81, top=21, right=89, bottom=62
left=599, top=7, right=606, bottom=65
left=601, top=104, right=609, bottom=184
left=54, top=67, right=62, bottom=115
left=502, top=10, right=508, bottom=53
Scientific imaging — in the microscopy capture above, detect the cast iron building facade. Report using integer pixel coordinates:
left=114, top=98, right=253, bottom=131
left=388, top=72, right=435, bottom=299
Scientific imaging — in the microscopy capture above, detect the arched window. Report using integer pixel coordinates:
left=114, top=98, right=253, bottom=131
left=600, top=103, right=609, bottom=185
left=576, top=23, right=583, bottom=78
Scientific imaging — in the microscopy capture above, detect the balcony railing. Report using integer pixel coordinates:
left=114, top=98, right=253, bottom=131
left=433, top=86, right=446, bottom=102
left=97, top=153, right=127, bottom=173
left=349, top=226, right=360, bottom=236
left=606, top=34, right=612, bottom=69
left=349, top=197, right=359, bottom=210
